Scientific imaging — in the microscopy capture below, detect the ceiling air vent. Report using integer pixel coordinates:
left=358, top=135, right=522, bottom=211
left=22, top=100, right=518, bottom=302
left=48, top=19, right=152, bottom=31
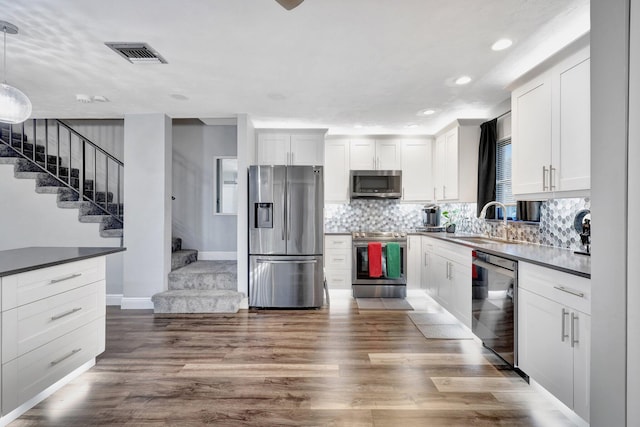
left=105, top=42, right=167, bottom=64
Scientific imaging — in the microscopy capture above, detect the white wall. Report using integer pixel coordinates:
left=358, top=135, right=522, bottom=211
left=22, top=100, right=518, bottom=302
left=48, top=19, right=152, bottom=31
left=172, top=119, right=237, bottom=257
left=591, top=0, right=630, bottom=425
left=122, top=114, right=172, bottom=308
left=236, top=114, right=254, bottom=301
left=65, top=119, right=124, bottom=162
left=0, top=164, right=123, bottom=293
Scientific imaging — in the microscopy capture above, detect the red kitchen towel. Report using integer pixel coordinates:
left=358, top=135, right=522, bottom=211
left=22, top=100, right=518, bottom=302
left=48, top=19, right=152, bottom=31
left=368, top=242, right=382, bottom=278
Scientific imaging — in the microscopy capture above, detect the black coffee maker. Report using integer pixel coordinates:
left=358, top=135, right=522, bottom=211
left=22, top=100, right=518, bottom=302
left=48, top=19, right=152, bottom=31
left=421, top=204, right=442, bottom=229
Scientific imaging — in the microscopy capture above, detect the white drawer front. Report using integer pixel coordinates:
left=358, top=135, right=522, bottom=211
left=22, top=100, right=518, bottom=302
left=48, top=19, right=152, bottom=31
left=325, top=251, right=351, bottom=270
left=2, top=318, right=102, bottom=414
left=3, top=281, right=105, bottom=362
left=324, top=235, right=351, bottom=249
left=325, top=270, right=351, bottom=289
left=519, top=262, right=591, bottom=314
left=2, top=257, right=105, bottom=310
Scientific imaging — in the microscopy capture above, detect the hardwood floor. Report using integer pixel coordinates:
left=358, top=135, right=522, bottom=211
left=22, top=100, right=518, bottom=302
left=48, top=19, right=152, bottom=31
left=11, top=291, right=576, bottom=426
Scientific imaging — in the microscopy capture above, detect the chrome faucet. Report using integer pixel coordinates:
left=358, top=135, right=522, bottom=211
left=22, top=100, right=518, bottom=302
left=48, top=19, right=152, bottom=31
left=478, top=201, right=508, bottom=241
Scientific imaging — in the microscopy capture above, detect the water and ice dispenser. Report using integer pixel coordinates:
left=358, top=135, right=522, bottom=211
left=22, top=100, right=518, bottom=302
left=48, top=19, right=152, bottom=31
left=255, top=203, right=273, bottom=228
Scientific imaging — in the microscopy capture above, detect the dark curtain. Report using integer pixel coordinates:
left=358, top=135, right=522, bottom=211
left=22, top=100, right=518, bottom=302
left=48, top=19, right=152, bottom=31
left=477, top=118, right=498, bottom=218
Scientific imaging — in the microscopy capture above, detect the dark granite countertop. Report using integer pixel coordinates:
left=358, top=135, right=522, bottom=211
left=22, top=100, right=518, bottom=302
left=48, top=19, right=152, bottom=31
left=0, top=247, right=126, bottom=277
left=411, top=232, right=590, bottom=279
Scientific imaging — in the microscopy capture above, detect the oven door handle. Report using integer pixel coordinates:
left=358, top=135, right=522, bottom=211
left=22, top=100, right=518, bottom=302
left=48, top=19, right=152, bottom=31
left=472, top=259, right=516, bottom=279
left=352, top=242, right=406, bottom=247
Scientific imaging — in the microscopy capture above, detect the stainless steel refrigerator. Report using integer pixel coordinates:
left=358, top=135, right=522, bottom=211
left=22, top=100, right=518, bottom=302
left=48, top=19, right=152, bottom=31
left=249, top=165, right=324, bottom=308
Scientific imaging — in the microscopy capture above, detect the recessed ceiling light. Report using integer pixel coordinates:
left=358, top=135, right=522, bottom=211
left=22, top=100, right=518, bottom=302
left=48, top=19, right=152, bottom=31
left=92, top=95, right=109, bottom=103
left=405, top=124, right=418, bottom=128
left=491, top=38, right=513, bottom=51
left=455, top=76, right=472, bottom=85
left=417, top=109, right=436, bottom=116
left=75, top=94, right=92, bottom=103
left=354, top=124, right=363, bottom=128
left=170, top=93, right=189, bottom=101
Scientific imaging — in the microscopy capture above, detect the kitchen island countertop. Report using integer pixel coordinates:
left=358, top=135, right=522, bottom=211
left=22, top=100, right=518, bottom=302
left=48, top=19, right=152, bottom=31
left=0, top=247, right=126, bottom=277
left=411, top=231, right=590, bottom=278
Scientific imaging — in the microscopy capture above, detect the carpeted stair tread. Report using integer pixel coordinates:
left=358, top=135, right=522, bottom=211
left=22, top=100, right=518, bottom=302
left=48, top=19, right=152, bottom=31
left=100, top=228, right=123, bottom=238
left=172, top=237, right=182, bottom=252
left=171, top=249, right=198, bottom=271
left=169, top=260, right=237, bottom=291
left=151, top=289, right=243, bottom=314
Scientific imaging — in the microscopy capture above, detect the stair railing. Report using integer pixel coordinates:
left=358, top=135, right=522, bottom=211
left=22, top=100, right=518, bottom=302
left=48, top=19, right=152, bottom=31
left=0, top=119, right=124, bottom=226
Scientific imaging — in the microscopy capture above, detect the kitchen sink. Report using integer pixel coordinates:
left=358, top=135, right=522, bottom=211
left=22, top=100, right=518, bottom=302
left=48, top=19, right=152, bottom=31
left=450, top=236, right=519, bottom=245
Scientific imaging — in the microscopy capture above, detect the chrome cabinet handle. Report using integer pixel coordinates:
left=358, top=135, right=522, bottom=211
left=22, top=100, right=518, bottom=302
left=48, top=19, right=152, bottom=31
left=542, top=166, right=548, bottom=191
left=571, top=312, right=578, bottom=347
left=561, top=308, right=569, bottom=342
left=49, top=273, right=82, bottom=285
left=443, top=186, right=446, bottom=199
left=291, top=152, right=294, bottom=165
left=51, top=307, right=82, bottom=321
left=549, top=164, right=556, bottom=191
left=424, top=253, right=427, bottom=267
left=433, top=187, right=436, bottom=200
left=402, top=187, right=405, bottom=200
left=553, top=285, right=585, bottom=298
left=373, top=156, right=376, bottom=169
left=50, top=348, right=82, bottom=366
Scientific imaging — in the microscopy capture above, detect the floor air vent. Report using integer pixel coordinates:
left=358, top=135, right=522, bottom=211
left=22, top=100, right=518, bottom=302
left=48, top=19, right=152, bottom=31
left=105, top=42, right=168, bottom=64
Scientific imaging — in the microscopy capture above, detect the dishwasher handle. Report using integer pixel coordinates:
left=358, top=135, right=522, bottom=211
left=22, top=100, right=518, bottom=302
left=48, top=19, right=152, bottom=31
left=472, top=258, right=516, bottom=279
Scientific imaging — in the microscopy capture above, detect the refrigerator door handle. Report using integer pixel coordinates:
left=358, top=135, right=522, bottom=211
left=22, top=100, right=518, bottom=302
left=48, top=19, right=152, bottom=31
left=256, top=259, right=318, bottom=264
left=286, top=180, right=291, bottom=241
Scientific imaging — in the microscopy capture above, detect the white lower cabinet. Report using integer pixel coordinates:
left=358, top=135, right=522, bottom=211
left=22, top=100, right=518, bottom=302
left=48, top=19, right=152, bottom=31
left=0, top=256, right=107, bottom=418
left=407, top=236, right=422, bottom=289
left=420, top=236, right=472, bottom=328
left=518, top=262, right=590, bottom=422
left=324, top=235, right=352, bottom=290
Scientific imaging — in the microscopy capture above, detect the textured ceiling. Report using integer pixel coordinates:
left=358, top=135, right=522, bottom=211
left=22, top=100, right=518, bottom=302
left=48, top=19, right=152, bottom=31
left=0, top=0, right=589, bottom=134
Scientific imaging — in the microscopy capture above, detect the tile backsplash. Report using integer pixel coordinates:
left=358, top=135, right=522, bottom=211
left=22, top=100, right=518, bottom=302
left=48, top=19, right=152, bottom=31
left=325, top=197, right=590, bottom=251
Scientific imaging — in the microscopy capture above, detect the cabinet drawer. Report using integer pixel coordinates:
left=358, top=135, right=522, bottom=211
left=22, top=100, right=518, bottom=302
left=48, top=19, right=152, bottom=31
left=2, top=257, right=105, bottom=311
left=519, top=262, right=591, bottom=314
left=325, top=251, right=351, bottom=270
left=3, top=281, right=105, bottom=362
left=2, top=318, right=102, bottom=414
left=325, top=235, right=351, bottom=249
left=435, top=240, right=472, bottom=266
left=325, top=270, right=351, bottom=289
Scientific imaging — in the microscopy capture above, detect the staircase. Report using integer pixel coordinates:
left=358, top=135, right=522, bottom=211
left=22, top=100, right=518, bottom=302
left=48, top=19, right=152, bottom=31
left=0, top=120, right=124, bottom=239
left=151, top=238, right=244, bottom=314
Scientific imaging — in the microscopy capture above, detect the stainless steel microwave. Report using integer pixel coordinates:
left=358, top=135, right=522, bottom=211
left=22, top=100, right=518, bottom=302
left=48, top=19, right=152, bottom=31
left=350, top=170, right=402, bottom=199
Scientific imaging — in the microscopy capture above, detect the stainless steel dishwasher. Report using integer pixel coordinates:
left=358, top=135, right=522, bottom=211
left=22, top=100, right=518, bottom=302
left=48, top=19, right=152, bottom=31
left=471, top=251, right=518, bottom=367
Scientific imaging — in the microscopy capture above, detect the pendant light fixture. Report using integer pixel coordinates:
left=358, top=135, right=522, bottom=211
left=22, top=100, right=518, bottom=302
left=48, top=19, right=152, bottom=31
left=0, top=21, right=31, bottom=124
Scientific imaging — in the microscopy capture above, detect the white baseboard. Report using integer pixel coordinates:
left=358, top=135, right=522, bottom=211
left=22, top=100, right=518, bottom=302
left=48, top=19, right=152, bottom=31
left=106, top=294, right=123, bottom=306
left=198, top=251, right=237, bottom=260
left=120, top=297, right=154, bottom=310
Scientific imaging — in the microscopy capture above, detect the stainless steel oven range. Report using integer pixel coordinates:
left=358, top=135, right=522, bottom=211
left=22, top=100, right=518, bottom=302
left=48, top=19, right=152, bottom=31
left=352, top=231, right=407, bottom=298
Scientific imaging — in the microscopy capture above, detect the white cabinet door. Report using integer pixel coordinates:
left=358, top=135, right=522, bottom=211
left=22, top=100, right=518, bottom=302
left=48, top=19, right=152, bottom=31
left=443, top=129, right=459, bottom=200
left=512, top=75, right=552, bottom=195
left=433, top=255, right=451, bottom=310
left=349, top=139, right=376, bottom=170
left=421, top=237, right=435, bottom=295
left=518, top=288, right=574, bottom=409
left=407, top=236, right=422, bottom=289
left=434, top=135, right=446, bottom=200
left=557, top=57, right=590, bottom=192
left=450, top=261, right=471, bottom=328
left=401, top=139, right=433, bottom=201
left=376, top=140, right=401, bottom=170
left=256, top=133, right=289, bottom=165
left=572, top=309, right=591, bottom=422
left=324, top=140, right=350, bottom=202
left=290, top=134, right=324, bottom=166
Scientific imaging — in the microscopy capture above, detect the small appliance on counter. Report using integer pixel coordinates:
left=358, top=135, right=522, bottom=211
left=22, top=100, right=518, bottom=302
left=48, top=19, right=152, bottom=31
left=573, top=209, right=591, bottom=256
left=417, top=204, right=445, bottom=232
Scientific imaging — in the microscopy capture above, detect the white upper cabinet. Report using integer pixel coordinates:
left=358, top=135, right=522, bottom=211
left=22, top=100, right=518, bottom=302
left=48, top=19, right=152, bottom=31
left=256, top=130, right=326, bottom=166
left=511, top=43, right=590, bottom=199
left=349, top=138, right=401, bottom=170
left=401, top=138, right=433, bottom=202
left=349, top=139, right=376, bottom=170
left=433, top=122, right=480, bottom=202
left=324, top=139, right=350, bottom=203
